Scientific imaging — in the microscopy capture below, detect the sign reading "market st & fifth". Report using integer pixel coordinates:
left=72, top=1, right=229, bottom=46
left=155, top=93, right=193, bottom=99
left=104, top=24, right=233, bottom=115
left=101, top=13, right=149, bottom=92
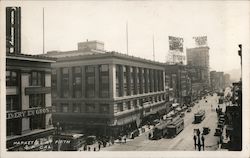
left=7, top=107, right=52, bottom=120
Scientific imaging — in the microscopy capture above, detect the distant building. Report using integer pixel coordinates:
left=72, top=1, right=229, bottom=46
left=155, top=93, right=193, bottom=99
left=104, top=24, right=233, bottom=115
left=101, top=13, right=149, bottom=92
left=165, top=64, right=192, bottom=105
left=6, top=53, right=55, bottom=151
left=187, top=65, right=208, bottom=100
left=224, top=73, right=231, bottom=88
left=210, top=71, right=225, bottom=92
left=217, top=71, right=224, bottom=91
left=43, top=49, right=168, bottom=137
left=186, top=46, right=210, bottom=88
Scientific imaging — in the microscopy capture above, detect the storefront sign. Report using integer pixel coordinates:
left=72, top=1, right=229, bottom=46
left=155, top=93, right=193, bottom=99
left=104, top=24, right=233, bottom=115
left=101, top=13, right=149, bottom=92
left=7, top=107, right=52, bottom=120
left=25, top=87, right=51, bottom=95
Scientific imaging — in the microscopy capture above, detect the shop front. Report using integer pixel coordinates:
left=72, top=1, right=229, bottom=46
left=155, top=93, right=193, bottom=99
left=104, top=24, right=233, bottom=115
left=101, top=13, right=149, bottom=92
left=7, top=127, right=54, bottom=151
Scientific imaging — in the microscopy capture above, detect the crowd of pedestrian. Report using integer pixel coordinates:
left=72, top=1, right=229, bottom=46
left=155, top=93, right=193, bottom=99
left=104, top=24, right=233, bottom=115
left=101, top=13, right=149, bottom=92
left=81, top=136, right=116, bottom=151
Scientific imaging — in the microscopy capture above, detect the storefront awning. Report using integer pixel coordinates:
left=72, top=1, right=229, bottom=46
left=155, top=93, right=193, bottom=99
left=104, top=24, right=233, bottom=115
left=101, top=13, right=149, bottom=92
left=172, top=103, right=179, bottom=108
left=176, top=107, right=182, bottom=111
left=166, top=111, right=175, bottom=117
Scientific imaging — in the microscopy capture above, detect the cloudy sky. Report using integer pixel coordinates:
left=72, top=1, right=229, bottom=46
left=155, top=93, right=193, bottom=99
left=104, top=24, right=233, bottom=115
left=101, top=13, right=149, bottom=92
left=2, top=1, right=250, bottom=72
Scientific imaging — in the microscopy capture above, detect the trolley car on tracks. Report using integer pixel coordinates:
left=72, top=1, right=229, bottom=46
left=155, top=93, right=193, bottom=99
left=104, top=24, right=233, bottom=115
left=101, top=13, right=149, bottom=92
left=194, top=110, right=206, bottom=123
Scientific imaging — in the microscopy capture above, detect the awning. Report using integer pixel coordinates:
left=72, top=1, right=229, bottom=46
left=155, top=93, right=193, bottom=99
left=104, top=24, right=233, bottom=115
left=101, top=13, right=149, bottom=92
left=176, top=107, right=182, bottom=111
left=166, top=111, right=175, bottom=117
left=172, top=103, right=179, bottom=108
left=182, top=106, right=187, bottom=109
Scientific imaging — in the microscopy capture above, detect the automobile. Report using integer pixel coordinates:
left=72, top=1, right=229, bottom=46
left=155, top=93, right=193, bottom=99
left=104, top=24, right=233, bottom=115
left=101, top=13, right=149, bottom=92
left=151, top=119, right=160, bottom=126
left=203, top=127, right=210, bottom=135
left=130, top=129, right=140, bottom=139
left=214, top=128, right=222, bottom=136
left=85, top=136, right=96, bottom=145
left=217, top=123, right=224, bottom=129
left=187, top=108, right=192, bottom=113
left=180, top=112, right=185, bottom=118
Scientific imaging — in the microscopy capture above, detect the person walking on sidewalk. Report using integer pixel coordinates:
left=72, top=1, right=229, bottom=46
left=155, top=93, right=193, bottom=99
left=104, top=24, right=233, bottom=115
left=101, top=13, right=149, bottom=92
left=193, top=135, right=197, bottom=150
left=201, top=135, right=205, bottom=151
left=197, top=137, right=201, bottom=151
left=197, top=129, right=201, bottom=137
left=98, top=143, right=101, bottom=151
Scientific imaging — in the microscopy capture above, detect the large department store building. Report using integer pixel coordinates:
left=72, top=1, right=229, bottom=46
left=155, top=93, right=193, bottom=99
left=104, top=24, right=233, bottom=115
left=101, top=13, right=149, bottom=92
left=44, top=42, right=168, bottom=137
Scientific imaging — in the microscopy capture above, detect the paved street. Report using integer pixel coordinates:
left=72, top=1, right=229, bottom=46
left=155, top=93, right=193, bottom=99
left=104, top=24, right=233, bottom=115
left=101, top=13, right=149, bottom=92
left=102, top=93, right=226, bottom=151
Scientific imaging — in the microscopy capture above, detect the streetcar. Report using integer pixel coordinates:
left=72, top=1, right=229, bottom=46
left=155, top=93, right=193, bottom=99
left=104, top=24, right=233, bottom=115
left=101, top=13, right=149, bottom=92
left=165, top=117, right=184, bottom=138
left=151, top=120, right=170, bottom=140
left=151, top=117, right=184, bottom=139
left=194, top=110, right=206, bottom=123
left=219, top=97, right=224, bottom=104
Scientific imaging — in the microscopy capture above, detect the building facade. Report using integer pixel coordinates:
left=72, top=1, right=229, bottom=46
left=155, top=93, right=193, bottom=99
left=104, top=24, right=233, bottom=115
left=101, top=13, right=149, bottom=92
left=210, top=71, right=225, bottom=92
left=47, top=51, right=167, bottom=137
left=165, top=64, right=192, bottom=105
left=186, top=46, right=210, bottom=88
left=224, top=73, right=231, bottom=88
left=6, top=53, right=55, bottom=151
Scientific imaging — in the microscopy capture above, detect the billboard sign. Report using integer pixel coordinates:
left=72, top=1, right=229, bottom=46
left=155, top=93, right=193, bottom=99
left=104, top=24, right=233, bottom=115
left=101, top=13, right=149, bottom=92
left=169, top=36, right=184, bottom=52
left=193, top=36, right=207, bottom=47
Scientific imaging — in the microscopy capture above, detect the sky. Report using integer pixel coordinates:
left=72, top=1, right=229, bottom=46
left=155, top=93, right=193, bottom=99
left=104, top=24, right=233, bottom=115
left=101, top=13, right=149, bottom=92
left=2, top=1, right=250, bottom=72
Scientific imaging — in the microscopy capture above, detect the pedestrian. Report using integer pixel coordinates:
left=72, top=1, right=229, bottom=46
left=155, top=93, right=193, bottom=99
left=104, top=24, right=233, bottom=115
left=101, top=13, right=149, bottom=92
left=119, top=136, right=122, bottom=143
left=148, top=133, right=152, bottom=139
left=83, top=145, right=87, bottom=151
left=193, top=135, right=197, bottom=150
left=197, top=129, right=200, bottom=137
left=88, top=146, right=90, bottom=151
left=98, top=143, right=101, bottom=151
left=93, top=147, right=96, bottom=151
left=211, top=104, right=213, bottom=111
left=201, top=135, right=205, bottom=151
left=124, top=137, right=126, bottom=143
left=197, top=137, right=201, bottom=151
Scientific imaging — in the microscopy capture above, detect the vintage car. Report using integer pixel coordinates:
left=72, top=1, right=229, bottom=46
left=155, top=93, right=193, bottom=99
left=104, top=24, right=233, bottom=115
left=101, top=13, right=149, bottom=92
left=214, top=128, right=222, bottom=136
left=187, top=108, right=192, bottom=113
left=202, top=127, right=210, bottom=135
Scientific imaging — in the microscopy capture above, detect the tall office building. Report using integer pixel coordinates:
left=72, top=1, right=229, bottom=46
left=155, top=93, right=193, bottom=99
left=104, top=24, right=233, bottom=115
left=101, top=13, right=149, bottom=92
left=186, top=46, right=210, bottom=88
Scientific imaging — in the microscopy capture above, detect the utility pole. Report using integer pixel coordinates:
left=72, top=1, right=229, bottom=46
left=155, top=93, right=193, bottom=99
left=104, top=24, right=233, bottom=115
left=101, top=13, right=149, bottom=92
left=126, top=21, right=129, bottom=55
left=153, top=35, right=155, bottom=61
left=43, top=8, right=45, bottom=54
left=238, top=44, right=242, bottom=80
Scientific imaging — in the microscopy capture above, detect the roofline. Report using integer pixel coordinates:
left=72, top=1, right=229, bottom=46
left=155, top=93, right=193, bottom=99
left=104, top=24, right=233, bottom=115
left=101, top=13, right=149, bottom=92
left=56, top=51, right=166, bottom=67
left=78, top=40, right=104, bottom=44
left=6, top=53, right=56, bottom=63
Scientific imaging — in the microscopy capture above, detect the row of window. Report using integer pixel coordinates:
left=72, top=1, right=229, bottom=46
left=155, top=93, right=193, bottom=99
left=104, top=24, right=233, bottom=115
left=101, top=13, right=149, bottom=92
left=114, top=94, right=167, bottom=113
left=6, top=94, right=45, bottom=111
left=54, top=103, right=110, bottom=114
left=6, top=70, right=45, bottom=87
left=52, top=65, right=109, bottom=99
left=115, top=65, right=164, bottom=97
left=7, top=115, right=46, bottom=136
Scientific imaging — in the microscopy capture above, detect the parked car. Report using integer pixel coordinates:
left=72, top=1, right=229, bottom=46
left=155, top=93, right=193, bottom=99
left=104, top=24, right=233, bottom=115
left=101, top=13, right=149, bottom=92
left=187, top=108, right=192, bottom=113
left=203, top=127, right=210, bottom=135
left=130, top=129, right=140, bottom=139
left=85, top=136, right=96, bottom=145
left=151, top=119, right=160, bottom=126
left=214, top=128, right=222, bottom=136
left=180, top=112, right=185, bottom=118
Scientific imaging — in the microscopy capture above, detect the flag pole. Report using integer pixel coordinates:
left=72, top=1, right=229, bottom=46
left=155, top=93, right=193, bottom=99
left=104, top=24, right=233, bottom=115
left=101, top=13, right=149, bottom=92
left=43, top=7, right=45, bottom=54
left=153, top=35, right=155, bottom=61
left=126, top=21, right=128, bottom=55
